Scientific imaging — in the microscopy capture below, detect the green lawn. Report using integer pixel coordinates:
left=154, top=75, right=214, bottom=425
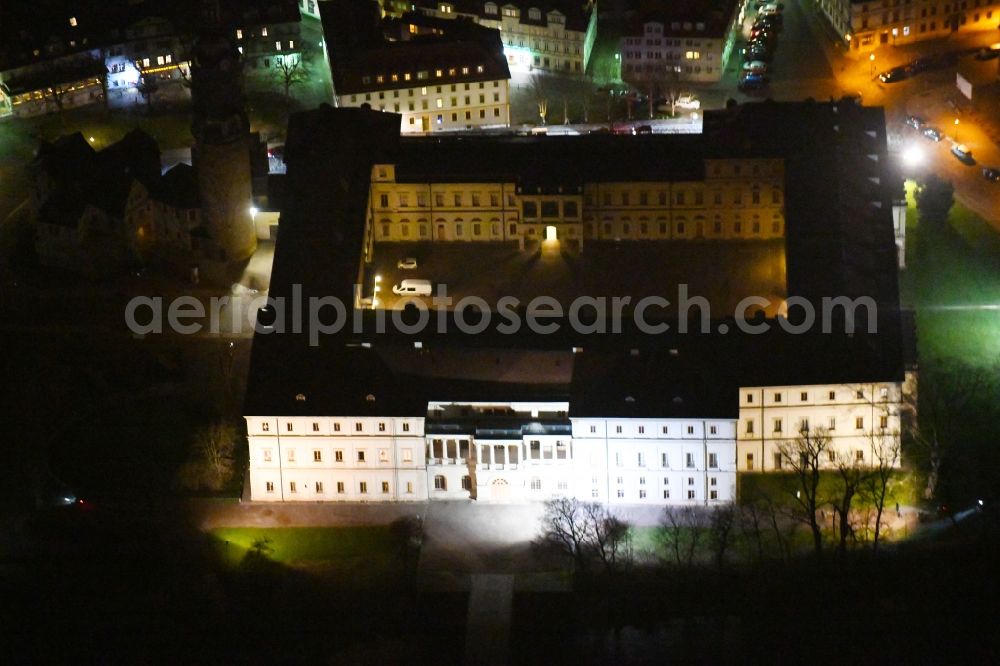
left=899, top=180, right=1000, bottom=365
left=211, top=526, right=398, bottom=568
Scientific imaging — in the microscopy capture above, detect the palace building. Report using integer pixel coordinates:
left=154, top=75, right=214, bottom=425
left=367, top=138, right=785, bottom=248
left=243, top=101, right=911, bottom=506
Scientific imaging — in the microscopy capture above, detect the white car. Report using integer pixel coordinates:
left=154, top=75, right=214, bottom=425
left=397, top=257, right=418, bottom=270
left=742, top=60, right=768, bottom=74
left=674, top=94, right=700, bottom=110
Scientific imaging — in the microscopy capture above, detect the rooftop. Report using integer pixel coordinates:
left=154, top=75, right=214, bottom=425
left=622, top=0, right=742, bottom=38
left=244, top=102, right=904, bottom=419
left=321, top=1, right=510, bottom=96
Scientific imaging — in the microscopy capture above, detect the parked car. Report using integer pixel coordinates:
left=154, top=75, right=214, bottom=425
left=905, top=58, right=932, bottom=75
left=982, top=167, right=1000, bottom=182
left=743, top=45, right=769, bottom=61
left=738, top=72, right=768, bottom=91
left=951, top=144, right=975, bottom=165
left=922, top=127, right=942, bottom=141
left=905, top=115, right=924, bottom=129
left=633, top=124, right=653, bottom=135
left=397, top=257, right=418, bottom=270
left=742, top=60, right=768, bottom=74
left=757, top=14, right=783, bottom=31
left=392, top=279, right=433, bottom=296
left=674, top=94, right=700, bottom=110
left=878, top=67, right=908, bottom=83
left=975, top=43, right=1000, bottom=60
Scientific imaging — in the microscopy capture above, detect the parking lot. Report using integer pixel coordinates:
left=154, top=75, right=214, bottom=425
left=369, top=240, right=787, bottom=319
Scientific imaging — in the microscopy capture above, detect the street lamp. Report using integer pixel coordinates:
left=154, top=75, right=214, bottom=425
left=372, top=274, right=381, bottom=310
left=954, top=117, right=960, bottom=142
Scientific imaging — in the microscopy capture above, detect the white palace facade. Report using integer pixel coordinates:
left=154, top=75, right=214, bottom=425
left=245, top=382, right=902, bottom=505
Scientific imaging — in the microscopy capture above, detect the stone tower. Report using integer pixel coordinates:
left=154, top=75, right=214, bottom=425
left=190, top=29, right=256, bottom=262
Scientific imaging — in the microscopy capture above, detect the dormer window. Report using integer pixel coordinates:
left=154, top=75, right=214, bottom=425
left=502, top=6, right=518, bottom=18
left=528, top=7, right=541, bottom=20
left=485, top=2, right=498, bottom=15
left=439, top=3, right=453, bottom=13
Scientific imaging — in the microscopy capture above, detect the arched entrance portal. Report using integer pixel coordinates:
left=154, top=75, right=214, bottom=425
left=490, top=478, right=510, bottom=502
left=544, top=225, right=557, bottom=241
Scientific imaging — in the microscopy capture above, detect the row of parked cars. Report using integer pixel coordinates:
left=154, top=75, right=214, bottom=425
left=906, top=114, right=1000, bottom=179
left=739, top=3, right=784, bottom=91
left=879, top=44, right=1000, bottom=83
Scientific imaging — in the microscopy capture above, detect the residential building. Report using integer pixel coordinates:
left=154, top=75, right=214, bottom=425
left=298, top=0, right=322, bottom=20
left=321, top=2, right=512, bottom=133
left=818, top=0, right=1000, bottom=54
left=407, top=0, right=598, bottom=74
left=30, top=130, right=160, bottom=275
left=620, top=0, right=745, bottom=85
left=0, top=0, right=301, bottom=120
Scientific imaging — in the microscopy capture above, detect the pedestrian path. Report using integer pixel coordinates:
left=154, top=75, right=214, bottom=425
left=464, top=574, right=514, bottom=666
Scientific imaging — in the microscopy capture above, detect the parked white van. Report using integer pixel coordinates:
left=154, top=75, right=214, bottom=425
left=392, top=279, right=433, bottom=296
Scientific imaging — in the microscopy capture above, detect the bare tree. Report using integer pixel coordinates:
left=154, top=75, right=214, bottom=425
left=909, top=360, right=998, bottom=500
left=830, top=452, right=869, bottom=556
left=44, top=83, right=71, bottom=112
left=582, top=502, right=633, bottom=575
left=530, top=76, right=549, bottom=125
left=273, top=55, right=308, bottom=101
left=137, top=75, right=159, bottom=112
left=777, top=427, right=832, bottom=555
left=540, top=497, right=594, bottom=573
left=862, top=428, right=901, bottom=552
left=176, top=420, right=238, bottom=491
left=659, top=506, right=703, bottom=566
left=738, top=499, right=767, bottom=563
left=707, top=504, right=737, bottom=569
left=661, top=88, right=684, bottom=117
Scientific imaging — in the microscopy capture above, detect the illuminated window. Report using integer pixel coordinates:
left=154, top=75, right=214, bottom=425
left=685, top=51, right=701, bottom=60
left=69, top=17, right=78, bottom=27
left=261, top=27, right=268, bottom=37
left=435, top=69, right=443, bottom=77
left=236, top=29, right=243, bottom=39
left=157, top=56, right=165, bottom=66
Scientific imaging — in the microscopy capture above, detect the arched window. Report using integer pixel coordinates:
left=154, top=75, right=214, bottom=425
left=434, top=475, right=447, bottom=490
left=461, top=475, right=472, bottom=490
